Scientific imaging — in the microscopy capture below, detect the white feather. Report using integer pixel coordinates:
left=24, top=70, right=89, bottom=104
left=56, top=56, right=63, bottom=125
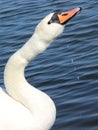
left=0, top=13, right=64, bottom=130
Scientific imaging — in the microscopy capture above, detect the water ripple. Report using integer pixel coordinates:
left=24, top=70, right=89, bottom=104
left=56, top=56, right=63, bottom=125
left=0, top=0, right=98, bottom=130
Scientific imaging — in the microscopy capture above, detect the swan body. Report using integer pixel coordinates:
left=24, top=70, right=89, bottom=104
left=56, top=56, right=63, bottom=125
left=0, top=8, right=81, bottom=130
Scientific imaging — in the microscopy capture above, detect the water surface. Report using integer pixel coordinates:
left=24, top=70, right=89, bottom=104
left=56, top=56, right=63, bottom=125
left=0, top=0, right=98, bottom=130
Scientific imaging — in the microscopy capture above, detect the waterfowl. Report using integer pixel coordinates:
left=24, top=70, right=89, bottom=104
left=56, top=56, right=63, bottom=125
left=0, top=8, right=81, bottom=130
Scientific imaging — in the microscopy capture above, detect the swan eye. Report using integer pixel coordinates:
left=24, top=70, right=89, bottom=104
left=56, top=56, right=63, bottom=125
left=48, top=21, right=51, bottom=24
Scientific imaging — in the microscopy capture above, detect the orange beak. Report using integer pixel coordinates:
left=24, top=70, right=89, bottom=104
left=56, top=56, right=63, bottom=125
left=57, top=8, right=81, bottom=24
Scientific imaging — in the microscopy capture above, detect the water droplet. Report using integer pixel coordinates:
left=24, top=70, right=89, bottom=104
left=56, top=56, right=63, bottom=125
left=71, top=58, right=74, bottom=63
left=77, top=76, right=80, bottom=80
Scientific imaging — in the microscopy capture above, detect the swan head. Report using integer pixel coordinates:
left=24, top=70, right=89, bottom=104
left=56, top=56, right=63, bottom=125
left=35, top=7, right=81, bottom=44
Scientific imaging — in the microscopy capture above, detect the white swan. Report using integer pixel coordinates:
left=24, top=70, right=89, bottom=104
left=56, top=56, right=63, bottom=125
left=0, top=8, right=81, bottom=130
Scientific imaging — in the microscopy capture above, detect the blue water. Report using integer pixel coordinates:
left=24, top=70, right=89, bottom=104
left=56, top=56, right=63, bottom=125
left=0, top=0, right=98, bottom=130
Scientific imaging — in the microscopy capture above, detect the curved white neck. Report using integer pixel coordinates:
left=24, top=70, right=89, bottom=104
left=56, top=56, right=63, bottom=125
left=4, top=33, right=56, bottom=129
